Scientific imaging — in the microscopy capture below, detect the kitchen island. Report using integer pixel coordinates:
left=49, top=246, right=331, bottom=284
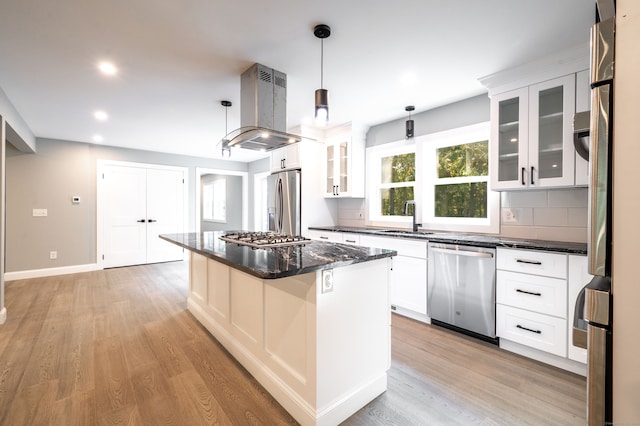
left=160, top=232, right=396, bottom=426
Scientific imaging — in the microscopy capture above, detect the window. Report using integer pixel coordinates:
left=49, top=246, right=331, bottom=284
left=203, top=179, right=226, bottom=222
left=420, top=122, right=499, bottom=233
left=367, top=140, right=416, bottom=225
left=434, top=140, right=488, bottom=218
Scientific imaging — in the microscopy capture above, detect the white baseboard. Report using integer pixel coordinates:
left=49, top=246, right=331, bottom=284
left=4, top=263, right=101, bottom=281
left=500, top=338, right=587, bottom=376
left=0, top=307, right=6, bottom=325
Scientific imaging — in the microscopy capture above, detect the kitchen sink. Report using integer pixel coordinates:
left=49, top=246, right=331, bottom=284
left=377, top=229, right=433, bottom=235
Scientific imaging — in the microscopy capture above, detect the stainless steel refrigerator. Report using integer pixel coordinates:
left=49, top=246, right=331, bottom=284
left=572, top=1, right=615, bottom=424
left=267, top=169, right=301, bottom=235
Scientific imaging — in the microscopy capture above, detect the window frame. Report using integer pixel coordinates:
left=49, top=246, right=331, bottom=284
left=203, top=178, right=227, bottom=223
left=366, top=139, right=416, bottom=227
left=418, top=122, right=500, bottom=233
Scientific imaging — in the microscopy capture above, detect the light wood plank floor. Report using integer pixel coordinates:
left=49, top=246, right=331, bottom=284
left=0, top=261, right=586, bottom=425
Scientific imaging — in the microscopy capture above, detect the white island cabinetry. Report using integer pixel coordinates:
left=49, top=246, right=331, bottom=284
left=188, top=251, right=391, bottom=426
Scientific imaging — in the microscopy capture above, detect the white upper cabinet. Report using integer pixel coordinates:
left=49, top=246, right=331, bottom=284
left=322, top=122, right=365, bottom=198
left=270, top=143, right=301, bottom=172
left=490, top=74, right=576, bottom=190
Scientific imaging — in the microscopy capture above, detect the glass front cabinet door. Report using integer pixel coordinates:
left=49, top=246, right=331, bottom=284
left=325, top=140, right=350, bottom=196
left=490, top=74, right=576, bottom=190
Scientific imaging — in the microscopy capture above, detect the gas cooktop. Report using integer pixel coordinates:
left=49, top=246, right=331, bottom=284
left=219, top=232, right=311, bottom=249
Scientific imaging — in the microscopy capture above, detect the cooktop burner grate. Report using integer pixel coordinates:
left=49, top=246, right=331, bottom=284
left=219, top=232, right=310, bottom=249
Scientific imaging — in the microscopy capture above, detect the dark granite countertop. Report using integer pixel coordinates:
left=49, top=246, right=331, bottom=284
left=160, top=232, right=397, bottom=279
left=309, top=226, right=587, bottom=255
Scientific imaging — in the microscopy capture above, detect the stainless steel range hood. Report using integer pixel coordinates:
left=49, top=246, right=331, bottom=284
left=221, top=63, right=304, bottom=152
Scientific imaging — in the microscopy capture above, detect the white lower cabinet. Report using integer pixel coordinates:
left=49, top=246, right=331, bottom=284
left=496, top=304, right=567, bottom=357
left=308, top=230, right=343, bottom=243
left=359, top=235, right=428, bottom=321
left=497, top=248, right=586, bottom=375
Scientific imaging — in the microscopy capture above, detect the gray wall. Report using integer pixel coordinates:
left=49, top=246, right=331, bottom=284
left=200, top=174, right=243, bottom=231
left=366, top=94, right=490, bottom=147
left=6, top=138, right=252, bottom=273
left=247, top=158, right=270, bottom=230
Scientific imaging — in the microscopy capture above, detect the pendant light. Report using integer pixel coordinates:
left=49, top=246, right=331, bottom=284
left=314, top=24, right=331, bottom=126
left=220, top=100, right=232, bottom=158
left=405, top=105, right=415, bottom=139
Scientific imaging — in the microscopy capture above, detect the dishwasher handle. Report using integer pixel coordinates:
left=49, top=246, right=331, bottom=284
left=429, top=247, right=494, bottom=258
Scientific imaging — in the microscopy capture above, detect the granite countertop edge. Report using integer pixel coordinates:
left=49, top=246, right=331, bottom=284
left=160, top=233, right=397, bottom=280
left=308, top=226, right=587, bottom=255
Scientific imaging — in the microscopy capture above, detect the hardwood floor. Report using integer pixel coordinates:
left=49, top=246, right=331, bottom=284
left=0, top=262, right=586, bottom=425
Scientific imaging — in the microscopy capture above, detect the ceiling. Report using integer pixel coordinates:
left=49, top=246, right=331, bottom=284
left=0, top=0, right=594, bottom=162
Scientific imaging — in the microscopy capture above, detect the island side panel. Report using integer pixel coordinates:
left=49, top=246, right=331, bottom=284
left=315, top=258, right=392, bottom=425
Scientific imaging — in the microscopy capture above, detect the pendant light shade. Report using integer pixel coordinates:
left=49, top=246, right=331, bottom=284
left=314, top=24, right=331, bottom=126
left=405, top=105, right=415, bottom=139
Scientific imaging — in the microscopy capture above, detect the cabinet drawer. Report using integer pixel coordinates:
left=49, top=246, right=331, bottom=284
left=341, top=233, right=361, bottom=245
left=308, top=230, right=342, bottom=243
left=497, top=305, right=567, bottom=357
left=497, top=248, right=567, bottom=278
left=497, top=270, right=567, bottom=318
left=359, top=235, right=426, bottom=259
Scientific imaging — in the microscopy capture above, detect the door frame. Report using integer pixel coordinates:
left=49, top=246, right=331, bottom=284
left=195, top=168, right=248, bottom=232
left=96, top=159, right=189, bottom=269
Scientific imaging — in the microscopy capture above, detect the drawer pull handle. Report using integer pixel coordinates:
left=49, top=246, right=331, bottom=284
left=516, top=289, right=542, bottom=296
left=345, top=239, right=356, bottom=243
left=516, top=259, right=542, bottom=265
left=320, top=236, right=329, bottom=240
left=516, top=324, right=542, bottom=334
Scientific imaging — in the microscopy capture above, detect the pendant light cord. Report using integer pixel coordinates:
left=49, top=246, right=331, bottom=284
left=320, top=38, right=324, bottom=89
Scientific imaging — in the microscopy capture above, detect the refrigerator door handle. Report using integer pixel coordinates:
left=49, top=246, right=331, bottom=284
left=276, top=179, right=283, bottom=233
left=588, top=83, right=611, bottom=277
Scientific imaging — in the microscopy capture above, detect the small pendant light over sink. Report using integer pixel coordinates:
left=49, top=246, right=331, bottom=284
left=314, top=24, right=331, bottom=126
left=405, top=105, right=415, bottom=139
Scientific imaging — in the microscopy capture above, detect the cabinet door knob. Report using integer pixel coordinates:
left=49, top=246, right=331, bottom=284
left=137, top=219, right=146, bottom=223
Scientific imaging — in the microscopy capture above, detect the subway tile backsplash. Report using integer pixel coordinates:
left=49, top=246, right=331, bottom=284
left=500, top=188, right=588, bottom=243
left=335, top=188, right=588, bottom=243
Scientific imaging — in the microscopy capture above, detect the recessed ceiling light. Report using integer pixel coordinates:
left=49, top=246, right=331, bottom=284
left=94, top=110, right=108, bottom=121
left=92, top=134, right=104, bottom=143
left=98, top=61, right=118, bottom=76
left=399, top=72, right=417, bottom=87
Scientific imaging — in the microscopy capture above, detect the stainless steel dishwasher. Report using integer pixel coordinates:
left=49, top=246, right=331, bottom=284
left=428, top=242, right=496, bottom=340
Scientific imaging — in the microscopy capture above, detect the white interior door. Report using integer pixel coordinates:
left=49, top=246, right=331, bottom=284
left=103, top=164, right=185, bottom=268
left=146, top=168, right=184, bottom=263
left=103, top=165, right=147, bottom=267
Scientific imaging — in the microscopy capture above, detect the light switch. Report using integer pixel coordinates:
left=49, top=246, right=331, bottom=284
left=32, top=208, right=47, bottom=217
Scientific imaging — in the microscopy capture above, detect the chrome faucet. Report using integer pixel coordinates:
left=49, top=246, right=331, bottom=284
left=404, top=200, right=421, bottom=232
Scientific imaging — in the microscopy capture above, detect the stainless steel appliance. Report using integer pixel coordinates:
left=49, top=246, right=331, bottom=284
left=428, top=243, right=497, bottom=340
left=572, top=2, right=614, bottom=424
left=220, top=231, right=309, bottom=249
left=267, top=169, right=301, bottom=236
left=219, top=63, right=305, bottom=152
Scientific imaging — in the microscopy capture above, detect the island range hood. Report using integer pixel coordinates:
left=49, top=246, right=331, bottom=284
left=220, top=63, right=304, bottom=152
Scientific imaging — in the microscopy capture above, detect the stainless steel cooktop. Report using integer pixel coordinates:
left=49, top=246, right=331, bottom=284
left=219, top=231, right=310, bottom=249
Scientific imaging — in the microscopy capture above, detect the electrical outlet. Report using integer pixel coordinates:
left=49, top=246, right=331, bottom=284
left=49, top=251, right=57, bottom=260
left=502, top=209, right=518, bottom=224
left=33, top=208, right=48, bottom=217
left=321, top=269, right=334, bottom=294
